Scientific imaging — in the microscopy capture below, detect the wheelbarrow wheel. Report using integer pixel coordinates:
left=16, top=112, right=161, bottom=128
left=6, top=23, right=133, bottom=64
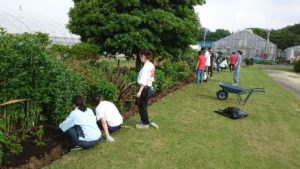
left=216, top=90, right=228, bottom=100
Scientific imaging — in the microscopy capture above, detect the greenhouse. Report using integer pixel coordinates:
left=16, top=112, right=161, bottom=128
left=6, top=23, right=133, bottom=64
left=284, top=46, right=300, bottom=62
left=212, top=29, right=277, bottom=60
left=0, top=8, right=80, bottom=45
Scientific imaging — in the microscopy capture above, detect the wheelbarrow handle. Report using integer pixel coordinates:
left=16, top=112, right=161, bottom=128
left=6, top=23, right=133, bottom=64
left=250, top=88, right=265, bottom=93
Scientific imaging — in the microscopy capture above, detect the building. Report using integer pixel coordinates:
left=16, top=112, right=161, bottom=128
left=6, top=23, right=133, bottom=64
left=0, top=9, right=80, bottom=45
left=198, top=41, right=213, bottom=49
left=284, top=46, right=300, bottom=62
left=212, top=29, right=277, bottom=60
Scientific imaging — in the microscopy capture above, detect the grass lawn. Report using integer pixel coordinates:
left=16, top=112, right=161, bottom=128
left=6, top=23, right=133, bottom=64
left=253, top=64, right=294, bottom=72
left=46, top=67, right=300, bottom=169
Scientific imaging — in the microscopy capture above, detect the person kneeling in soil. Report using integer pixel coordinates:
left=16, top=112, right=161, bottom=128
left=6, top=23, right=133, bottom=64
left=59, top=96, right=101, bottom=150
left=92, top=95, right=123, bottom=142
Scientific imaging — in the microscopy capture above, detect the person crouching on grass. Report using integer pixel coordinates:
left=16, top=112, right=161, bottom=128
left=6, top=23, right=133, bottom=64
left=92, top=95, right=123, bottom=142
left=59, top=96, right=101, bottom=150
left=136, top=49, right=155, bottom=129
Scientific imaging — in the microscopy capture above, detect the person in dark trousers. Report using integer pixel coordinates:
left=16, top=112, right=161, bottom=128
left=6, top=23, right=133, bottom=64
left=59, top=96, right=101, bottom=150
left=92, top=95, right=123, bottom=142
left=216, top=52, right=223, bottom=73
left=136, top=49, right=155, bottom=129
left=209, top=48, right=215, bottom=79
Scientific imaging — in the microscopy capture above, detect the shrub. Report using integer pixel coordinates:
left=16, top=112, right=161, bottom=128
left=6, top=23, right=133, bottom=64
left=245, top=58, right=251, bottom=65
left=0, top=29, right=86, bottom=160
left=293, top=60, right=300, bottom=72
left=70, top=42, right=100, bottom=59
left=153, top=70, right=175, bottom=91
left=253, top=59, right=275, bottom=65
left=43, top=60, right=86, bottom=122
left=250, top=58, right=254, bottom=65
left=48, top=44, right=71, bottom=59
left=90, top=79, right=118, bottom=102
left=159, top=60, right=190, bottom=81
left=124, top=70, right=138, bottom=84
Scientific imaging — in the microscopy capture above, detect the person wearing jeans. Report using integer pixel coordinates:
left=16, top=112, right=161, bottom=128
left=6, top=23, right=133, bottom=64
left=59, top=96, right=101, bottom=150
left=136, top=49, right=155, bottom=129
left=65, top=125, right=100, bottom=149
left=233, top=50, right=242, bottom=85
left=195, top=49, right=206, bottom=84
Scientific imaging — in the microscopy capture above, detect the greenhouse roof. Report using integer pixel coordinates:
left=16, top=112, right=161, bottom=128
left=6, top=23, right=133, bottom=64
left=0, top=8, right=80, bottom=45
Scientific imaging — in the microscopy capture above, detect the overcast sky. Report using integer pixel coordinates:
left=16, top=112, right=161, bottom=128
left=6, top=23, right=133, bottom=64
left=195, top=0, right=300, bottom=32
left=0, top=0, right=299, bottom=32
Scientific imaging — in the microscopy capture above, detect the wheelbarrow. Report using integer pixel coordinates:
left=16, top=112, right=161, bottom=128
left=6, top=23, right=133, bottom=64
left=216, top=82, right=265, bottom=105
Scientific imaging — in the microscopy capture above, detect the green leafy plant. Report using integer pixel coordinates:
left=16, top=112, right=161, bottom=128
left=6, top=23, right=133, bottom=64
left=153, top=69, right=175, bottom=91
left=0, top=29, right=86, bottom=162
left=293, top=60, right=300, bottom=72
left=245, top=58, right=255, bottom=66
left=32, top=125, right=45, bottom=146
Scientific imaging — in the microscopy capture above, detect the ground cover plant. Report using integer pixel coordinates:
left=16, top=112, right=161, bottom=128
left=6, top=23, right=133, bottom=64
left=47, top=66, right=300, bottom=169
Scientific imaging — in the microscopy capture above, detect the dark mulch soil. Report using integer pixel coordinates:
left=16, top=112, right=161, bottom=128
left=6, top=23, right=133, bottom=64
left=2, top=75, right=194, bottom=169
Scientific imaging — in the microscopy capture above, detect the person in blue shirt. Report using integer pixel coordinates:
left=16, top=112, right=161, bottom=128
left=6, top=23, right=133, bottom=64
left=59, top=96, right=101, bottom=150
left=233, top=50, right=243, bottom=85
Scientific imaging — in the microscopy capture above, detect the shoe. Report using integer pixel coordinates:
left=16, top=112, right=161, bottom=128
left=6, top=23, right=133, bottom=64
left=71, top=145, right=83, bottom=151
left=136, top=123, right=149, bottom=129
left=232, top=83, right=238, bottom=86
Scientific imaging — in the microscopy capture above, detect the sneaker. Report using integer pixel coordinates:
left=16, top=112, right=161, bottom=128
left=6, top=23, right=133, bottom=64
left=232, top=83, right=238, bottom=86
left=136, top=123, right=149, bottom=129
left=71, top=146, right=83, bottom=151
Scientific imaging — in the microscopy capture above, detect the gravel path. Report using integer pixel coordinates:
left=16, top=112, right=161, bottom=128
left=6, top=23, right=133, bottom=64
left=265, top=69, right=300, bottom=99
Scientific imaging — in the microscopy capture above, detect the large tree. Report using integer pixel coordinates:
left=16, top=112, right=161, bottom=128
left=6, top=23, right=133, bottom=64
left=198, top=28, right=231, bottom=42
left=68, top=0, right=205, bottom=68
left=251, top=23, right=300, bottom=50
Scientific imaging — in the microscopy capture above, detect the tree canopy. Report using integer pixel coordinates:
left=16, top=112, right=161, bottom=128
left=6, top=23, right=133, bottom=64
left=198, top=28, right=231, bottom=42
left=68, top=0, right=205, bottom=60
left=250, top=23, right=300, bottom=50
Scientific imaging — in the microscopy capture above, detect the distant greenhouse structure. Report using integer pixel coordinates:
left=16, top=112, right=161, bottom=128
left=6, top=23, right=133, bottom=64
left=212, top=30, right=277, bottom=60
left=284, top=46, right=300, bottom=62
left=0, top=9, right=80, bottom=45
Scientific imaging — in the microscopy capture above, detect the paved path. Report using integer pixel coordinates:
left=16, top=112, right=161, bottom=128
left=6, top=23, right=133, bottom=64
left=265, top=69, right=300, bottom=99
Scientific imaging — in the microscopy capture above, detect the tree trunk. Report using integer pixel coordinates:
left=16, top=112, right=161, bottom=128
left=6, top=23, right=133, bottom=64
left=135, top=52, right=142, bottom=71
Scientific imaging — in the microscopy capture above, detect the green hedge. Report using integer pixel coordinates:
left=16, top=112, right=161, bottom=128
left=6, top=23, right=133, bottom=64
left=294, top=60, right=300, bottom=72
left=0, top=29, right=85, bottom=159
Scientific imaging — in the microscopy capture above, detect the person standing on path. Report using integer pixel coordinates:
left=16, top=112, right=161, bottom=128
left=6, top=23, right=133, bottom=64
left=195, top=50, right=206, bottom=84
left=233, top=50, right=243, bottom=85
left=136, top=49, right=155, bottom=129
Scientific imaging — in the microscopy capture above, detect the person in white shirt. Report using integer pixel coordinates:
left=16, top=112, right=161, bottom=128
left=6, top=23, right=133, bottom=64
left=59, top=96, right=101, bottom=150
left=220, top=58, right=228, bottom=70
left=92, top=95, right=123, bottom=142
left=136, top=49, right=155, bottom=129
left=205, top=48, right=211, bottom=80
